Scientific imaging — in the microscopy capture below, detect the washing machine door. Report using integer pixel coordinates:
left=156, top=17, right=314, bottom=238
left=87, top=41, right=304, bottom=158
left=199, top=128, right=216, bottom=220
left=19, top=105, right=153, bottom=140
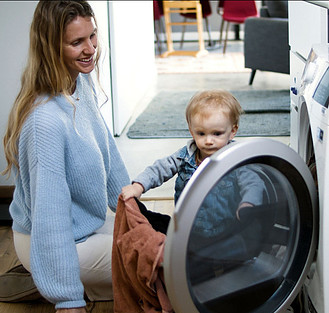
left=163, top=138, right=318, bottom=313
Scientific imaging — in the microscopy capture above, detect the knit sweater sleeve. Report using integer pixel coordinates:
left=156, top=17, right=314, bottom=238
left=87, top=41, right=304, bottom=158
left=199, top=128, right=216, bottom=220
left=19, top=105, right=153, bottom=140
left=24, top=110, right=86, bottom=309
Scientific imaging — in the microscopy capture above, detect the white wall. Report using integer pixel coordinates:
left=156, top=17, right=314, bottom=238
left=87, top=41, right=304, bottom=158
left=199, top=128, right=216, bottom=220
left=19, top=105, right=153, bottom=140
left=0, top=1, right=38, bottom=185
left=89, top=1, right=114, bottom=132
left=108, top=1, right=157, bottom=135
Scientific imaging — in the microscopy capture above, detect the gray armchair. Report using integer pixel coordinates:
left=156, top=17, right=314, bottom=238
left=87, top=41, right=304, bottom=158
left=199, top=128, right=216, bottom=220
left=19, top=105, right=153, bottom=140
left=244, top=0, right=289, bottom=85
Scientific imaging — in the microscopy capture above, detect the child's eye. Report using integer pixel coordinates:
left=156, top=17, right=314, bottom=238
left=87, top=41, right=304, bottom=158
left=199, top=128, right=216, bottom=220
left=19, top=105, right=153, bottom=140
left=214, top=132, right=222, bottom=136
left=197, top=132, right=205, bottom=136
left=72, top=40, right=81, bottom=46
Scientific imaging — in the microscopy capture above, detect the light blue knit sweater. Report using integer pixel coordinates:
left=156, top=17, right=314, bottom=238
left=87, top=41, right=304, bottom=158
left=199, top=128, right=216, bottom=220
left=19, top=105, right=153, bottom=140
left=10, top=74, right=130, bottom=309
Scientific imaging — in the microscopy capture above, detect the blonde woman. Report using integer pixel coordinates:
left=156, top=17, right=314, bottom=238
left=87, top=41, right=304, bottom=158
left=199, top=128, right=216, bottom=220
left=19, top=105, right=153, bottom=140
left=1, top=1, right=129, bottom=312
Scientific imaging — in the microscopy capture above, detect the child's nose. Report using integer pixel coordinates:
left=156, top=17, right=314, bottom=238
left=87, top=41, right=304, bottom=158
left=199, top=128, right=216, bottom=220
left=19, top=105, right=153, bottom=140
left=205, top=135, right=213, bottom=144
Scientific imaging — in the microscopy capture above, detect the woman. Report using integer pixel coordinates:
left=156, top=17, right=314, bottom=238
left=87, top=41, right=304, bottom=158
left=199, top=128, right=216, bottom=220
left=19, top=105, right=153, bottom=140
left=2, top=1, right=129, bottom=312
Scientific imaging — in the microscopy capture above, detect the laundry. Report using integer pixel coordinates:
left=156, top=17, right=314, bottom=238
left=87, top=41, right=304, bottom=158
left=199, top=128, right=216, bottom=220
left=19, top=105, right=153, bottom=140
left=112, top=197, right=173, bottom=313
left=136, top=198, right=171, bottom=234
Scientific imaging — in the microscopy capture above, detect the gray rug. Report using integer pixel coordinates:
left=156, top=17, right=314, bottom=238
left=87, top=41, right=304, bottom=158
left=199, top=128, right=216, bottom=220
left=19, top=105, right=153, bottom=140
left=127, top=90, right=290, bottom=138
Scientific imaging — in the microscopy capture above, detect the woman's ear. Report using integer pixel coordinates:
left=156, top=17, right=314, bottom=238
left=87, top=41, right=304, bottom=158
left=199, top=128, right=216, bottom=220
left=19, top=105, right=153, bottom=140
left=230, top=124, right=238, bottom=140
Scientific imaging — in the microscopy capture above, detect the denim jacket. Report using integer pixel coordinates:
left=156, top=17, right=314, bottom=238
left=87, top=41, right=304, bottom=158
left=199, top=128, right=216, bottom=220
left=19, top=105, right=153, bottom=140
left=133, top=140, right=197, bottom=203
left=191, top=166, right=265, bottom=238
left=134, top=140, right=265, bottom=238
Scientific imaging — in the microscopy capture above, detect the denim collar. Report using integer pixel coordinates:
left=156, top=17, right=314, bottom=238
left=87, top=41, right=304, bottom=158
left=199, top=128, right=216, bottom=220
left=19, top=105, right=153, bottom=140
left=177, top=139, right=197, bottom=167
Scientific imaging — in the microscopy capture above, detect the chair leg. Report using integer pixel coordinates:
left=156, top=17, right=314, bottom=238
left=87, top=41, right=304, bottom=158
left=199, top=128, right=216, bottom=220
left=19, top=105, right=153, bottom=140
left=159, top=17, right=167, bottom=47
left=223, top=21, right=230, bottom=54
left=219, top=18, right=224, bottom=44
left=180, top=17, right=187, bottom=49
left=204, top=17, right=214, bottom=47
left=249, top=69, right=257, bottom=85
left=154, top=20, right=162, bottom=54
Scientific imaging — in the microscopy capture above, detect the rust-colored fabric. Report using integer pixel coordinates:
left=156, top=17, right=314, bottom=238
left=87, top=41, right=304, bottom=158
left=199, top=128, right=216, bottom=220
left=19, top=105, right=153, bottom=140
left=112, top=197, right=173, bottom=313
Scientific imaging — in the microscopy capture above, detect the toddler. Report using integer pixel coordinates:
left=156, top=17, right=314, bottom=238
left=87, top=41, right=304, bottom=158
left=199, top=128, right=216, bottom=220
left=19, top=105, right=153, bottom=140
left=122, top=89, right=244, bottom=202
left=122, top=90, right=267, bottom=283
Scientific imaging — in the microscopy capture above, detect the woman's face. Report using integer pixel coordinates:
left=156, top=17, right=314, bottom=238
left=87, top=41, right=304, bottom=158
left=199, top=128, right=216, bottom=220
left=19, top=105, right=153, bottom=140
left=62, top=16, right=97, bottom=81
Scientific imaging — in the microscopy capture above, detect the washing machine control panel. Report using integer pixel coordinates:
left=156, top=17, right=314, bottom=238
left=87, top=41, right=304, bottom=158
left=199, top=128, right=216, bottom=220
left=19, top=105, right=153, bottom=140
left=312, top=67, right=329, bottom=108
left=303, top=62, right=318, bottom=84
left=301, top=45, right=329, bottom=129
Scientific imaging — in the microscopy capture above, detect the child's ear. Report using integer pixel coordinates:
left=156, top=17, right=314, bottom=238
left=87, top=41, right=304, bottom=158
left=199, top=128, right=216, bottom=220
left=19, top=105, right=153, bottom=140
left=188, top=125, right=196, bottom=140
left=230, top=124, right=238, bottom=139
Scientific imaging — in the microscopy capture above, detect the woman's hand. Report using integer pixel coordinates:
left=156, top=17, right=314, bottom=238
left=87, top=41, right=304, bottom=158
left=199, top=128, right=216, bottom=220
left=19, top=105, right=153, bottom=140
left=56, top=308, right=86, bottom=313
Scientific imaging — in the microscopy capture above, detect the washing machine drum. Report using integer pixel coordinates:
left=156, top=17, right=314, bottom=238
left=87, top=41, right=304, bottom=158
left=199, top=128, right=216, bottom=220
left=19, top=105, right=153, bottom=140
left=164, top=139, right=318, bottom=313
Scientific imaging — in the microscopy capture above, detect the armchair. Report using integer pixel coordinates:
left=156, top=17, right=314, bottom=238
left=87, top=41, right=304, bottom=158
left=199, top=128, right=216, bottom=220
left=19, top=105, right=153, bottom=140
left=244, top=0, right=289, bottom=85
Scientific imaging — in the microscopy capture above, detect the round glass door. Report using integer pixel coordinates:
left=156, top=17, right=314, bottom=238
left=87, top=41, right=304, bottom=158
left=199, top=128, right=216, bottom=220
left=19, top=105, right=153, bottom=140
left=164, top=139, right=318, bottom=313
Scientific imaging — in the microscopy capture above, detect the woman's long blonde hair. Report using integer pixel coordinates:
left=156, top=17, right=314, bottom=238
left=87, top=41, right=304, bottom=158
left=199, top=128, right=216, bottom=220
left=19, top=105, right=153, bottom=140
left=2, top=0, right=102, bottom=177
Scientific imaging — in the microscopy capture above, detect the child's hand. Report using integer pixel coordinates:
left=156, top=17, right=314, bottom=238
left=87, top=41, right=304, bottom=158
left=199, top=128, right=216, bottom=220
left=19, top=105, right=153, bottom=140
left=236, top=202, right=253, bottom=220
left=121, top=183, right=144, bottom=201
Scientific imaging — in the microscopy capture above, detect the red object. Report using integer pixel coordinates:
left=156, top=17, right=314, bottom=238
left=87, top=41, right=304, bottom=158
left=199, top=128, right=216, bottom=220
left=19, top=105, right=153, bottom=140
left=219, top=0, right=258, bottom=53
left=153, top=0, right=163, bottom=21
left=180, top=0, right=212, bottom=19
left=222, top=0, right=258, bottom=24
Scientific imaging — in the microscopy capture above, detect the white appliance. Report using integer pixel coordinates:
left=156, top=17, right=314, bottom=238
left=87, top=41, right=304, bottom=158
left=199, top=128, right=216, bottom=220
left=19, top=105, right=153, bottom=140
left=296, top=43, right=329, bottom=313
left=162, top=44, right=329, bottom=313
left=160, top=3, right=329, bottom=312
left=163, top=137, right=318, bottom=312
left=288, top=1, right=329, bottom=152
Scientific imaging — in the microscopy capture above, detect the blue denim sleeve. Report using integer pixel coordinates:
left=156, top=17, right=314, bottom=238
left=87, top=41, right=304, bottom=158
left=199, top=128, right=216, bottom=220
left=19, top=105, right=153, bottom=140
left=237, top=166, right=266, bottom=206
left=133, top=148, right=183, bottom=193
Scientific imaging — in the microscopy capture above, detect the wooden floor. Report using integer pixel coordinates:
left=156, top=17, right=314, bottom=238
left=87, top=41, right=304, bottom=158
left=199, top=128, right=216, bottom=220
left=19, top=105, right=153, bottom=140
left=0, top=200, right=175, bottom=313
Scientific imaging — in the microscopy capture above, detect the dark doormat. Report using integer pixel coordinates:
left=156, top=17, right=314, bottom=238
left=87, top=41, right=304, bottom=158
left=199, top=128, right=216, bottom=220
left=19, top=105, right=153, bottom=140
left=127, top=90, right=290, bottom=138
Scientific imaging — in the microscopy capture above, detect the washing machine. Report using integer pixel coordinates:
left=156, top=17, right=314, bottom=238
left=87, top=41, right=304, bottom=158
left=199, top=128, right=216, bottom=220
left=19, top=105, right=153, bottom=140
left=160, top=51, right=329, bottom=312
left=162, top=136, right=318, bottom=312
left=294, top=43, right=329, bottom=313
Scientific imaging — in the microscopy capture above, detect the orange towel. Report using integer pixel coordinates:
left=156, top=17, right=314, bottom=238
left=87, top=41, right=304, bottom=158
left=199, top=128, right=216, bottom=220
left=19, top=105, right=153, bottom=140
left=112, top=197, right=173, bottom=313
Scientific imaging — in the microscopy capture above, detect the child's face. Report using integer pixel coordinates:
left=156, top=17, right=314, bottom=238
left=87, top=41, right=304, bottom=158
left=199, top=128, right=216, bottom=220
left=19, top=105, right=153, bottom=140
left=189, top=109, right=237, bottom=162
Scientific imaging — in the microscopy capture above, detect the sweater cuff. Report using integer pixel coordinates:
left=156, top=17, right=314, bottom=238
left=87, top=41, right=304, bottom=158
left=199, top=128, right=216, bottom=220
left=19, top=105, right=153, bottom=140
left=55, top=299, right=86, bottom=310
left=131, top=181, right=145, bottom=193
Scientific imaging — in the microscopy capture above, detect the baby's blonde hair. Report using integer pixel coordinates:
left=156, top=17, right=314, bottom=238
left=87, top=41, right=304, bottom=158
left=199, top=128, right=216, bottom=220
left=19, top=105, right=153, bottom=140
left=185, top=90, right=244, bottom=126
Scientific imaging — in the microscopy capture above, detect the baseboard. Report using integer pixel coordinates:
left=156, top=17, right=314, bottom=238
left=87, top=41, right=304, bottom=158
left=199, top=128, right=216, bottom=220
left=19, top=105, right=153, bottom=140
left=140, top=197, right=174, bottom=201
left=0, top=185, right=14, bottom=224
left=0, top=185, right=15, bottom=199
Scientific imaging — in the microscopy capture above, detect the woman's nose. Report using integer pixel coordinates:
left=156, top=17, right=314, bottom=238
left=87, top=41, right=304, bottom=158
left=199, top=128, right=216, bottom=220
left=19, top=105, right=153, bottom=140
left=84, top=39, right=96, bottom=54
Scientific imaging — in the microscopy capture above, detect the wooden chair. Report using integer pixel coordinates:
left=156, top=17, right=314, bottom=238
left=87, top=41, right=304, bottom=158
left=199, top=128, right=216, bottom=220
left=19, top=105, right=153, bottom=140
left=161, top=1, right=208, bottom=57
left=179, top=0, right=214, bottom=48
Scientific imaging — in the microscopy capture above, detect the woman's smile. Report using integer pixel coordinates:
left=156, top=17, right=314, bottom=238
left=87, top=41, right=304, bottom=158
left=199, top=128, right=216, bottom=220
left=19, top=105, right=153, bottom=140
left=62, top=16, right=97, bottom=81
